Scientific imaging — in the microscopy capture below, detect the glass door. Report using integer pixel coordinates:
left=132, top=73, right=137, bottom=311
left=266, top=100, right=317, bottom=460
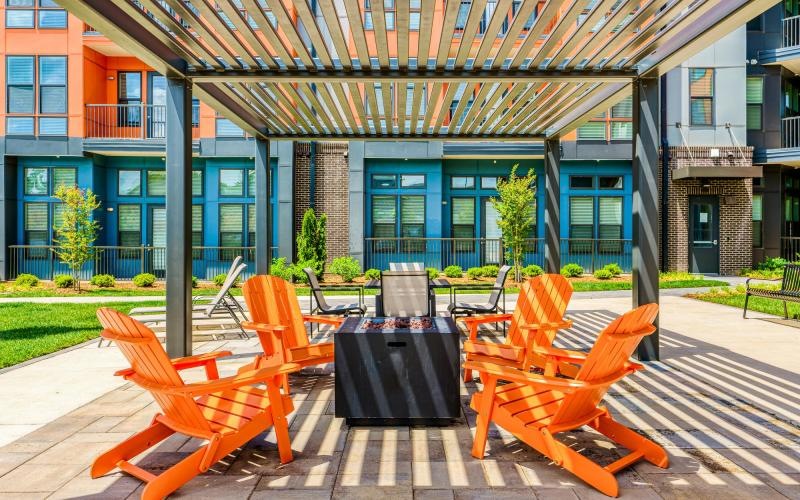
left=149, top=206, right=167, bottom=277
left=482, top=198, right=502, bottom=264
left=147, top=73, right=166, bottom=138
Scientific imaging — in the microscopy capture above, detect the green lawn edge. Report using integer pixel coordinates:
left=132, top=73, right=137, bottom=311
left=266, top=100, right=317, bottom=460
left=691, top=292, right=800, bottom=319
left=0, top=301, right=164, bottom=369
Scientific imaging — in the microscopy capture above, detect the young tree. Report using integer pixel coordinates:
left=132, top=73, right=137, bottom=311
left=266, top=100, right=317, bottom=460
left=490, top=165, right=536, bottom=282
left=52, top=185, right=101, bottom=290
left=296, top=208, right=328, bottom=278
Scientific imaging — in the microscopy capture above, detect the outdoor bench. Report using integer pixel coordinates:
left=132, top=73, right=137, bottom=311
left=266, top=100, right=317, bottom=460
left=743, top=263, right=800, bottom=319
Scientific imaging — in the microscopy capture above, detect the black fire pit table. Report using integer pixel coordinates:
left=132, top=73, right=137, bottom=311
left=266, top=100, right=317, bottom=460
left=334, top=316, right=461, bottom=426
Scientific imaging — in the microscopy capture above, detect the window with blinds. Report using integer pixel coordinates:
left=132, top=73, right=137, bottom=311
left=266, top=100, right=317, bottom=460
left=118, top=204, right=141, bottom=257
left=247, top=169, right=256, bottom=197
left=569, top=197, right=593, bottom=253
left=53, top=167, right=76, bottom=190
left=753, top=194, right=763, bottom=248
left=192, top=205, right=203, bottom=251
left=598, top=197, right=623, bottom=252
left=372, top=195, right=397, bottom=252
left=401, top=195, right=425, bottom=252
left=51, top=203, right=65, bottom=245
left=247, top=204, right=256, bottom=247
left=24, top=167, right=48, bottom=195
left=7, top=56, right=34, bottom=116
left=689, top=68, right=714, bottom=126
left=220, top=169, right=244, bottom=196
left=192, top=170, right=203, bottom=197
left=39, top=56, right=66, bottom=116
left=24, top=203, right=48, bottom=256
left=746, top=76, right=764, bottom=131
left=147, top=170, right=166, bottom=197
left=118, top=170, right=141, bottom=196
left=577, top=112, right=607, bottom=140
left=452, top=197, right=475, bottom=252
left=219, top=204, right=244, bottom=249
left=610, top=96, right=632, bottom=140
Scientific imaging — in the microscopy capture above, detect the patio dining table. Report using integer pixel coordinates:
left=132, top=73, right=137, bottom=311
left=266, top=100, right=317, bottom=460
left=364, top=278, right=451, bottom=315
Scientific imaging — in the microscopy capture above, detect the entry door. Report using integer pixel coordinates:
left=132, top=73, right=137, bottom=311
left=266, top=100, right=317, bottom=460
left=147, top=73, right=167, bottom=138
left=688, top=196, right=719, bottom=274
left=149, top=206, right=167, bottom=276
left=482, top=199, right=502, bottom=264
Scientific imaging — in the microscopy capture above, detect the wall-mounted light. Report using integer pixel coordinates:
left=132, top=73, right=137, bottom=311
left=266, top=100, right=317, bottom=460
left=106, top=207, right=114, bottom=212
left=107, top=76, right=115, bottom=80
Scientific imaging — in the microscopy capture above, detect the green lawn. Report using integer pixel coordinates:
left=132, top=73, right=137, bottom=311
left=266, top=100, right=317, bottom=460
left=692, top=292, right=800, bottom=319
left=0, top=278, right=730, bottom=299
left=0, top=301, right=163, bottom=369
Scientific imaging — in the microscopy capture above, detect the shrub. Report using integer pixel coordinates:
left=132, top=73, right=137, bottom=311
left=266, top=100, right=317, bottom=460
left=270, top=257, right=293, bottom=281
left=443, top=265, right=463, bottom=278
left=756, top=257, right=789, bottom=271
left=330, top=256, right=362, bottom=283
left=133, top=273, right=157, bottom=287
left=466, top=267, right=484, bottom=280
left=90, top=274, right=115, bottom=288
left=659, top=271, right=697, bottom=281
left=14, top=274, right=38, bottom=287
left=522, top=264, right=543, bottom=278
left=296, top=209, right=327, bottom=278
left=481, top=265, right=500, bottom=278
left=602, top=263, right=623, bottom=276
left=560, top=263, right=584, bottom=278
left=364, top=268, right=381, bottom=280
left=426, top=267, right=439, bottom=280
left=593, top=269, right=613, bottom=280
left=288, top=260, right=319, bottom=284
left=54, top=274, right=75, bottom=288
left=191, top=276, right=198, bottom=288
left=213, top=273, right=227, bottom=286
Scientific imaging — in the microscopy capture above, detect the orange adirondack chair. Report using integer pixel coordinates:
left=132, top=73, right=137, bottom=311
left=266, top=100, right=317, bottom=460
left=93, top=308, right=297, bottom=500
left=241, top=275, right=342, bottom=389
left=468, top=303, right=668, bottom=497
left=462, top=274, right=574, bottom=382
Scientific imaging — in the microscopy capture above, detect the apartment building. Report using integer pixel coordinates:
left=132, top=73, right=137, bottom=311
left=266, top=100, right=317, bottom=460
left=0, top=1, right=773, bottom=280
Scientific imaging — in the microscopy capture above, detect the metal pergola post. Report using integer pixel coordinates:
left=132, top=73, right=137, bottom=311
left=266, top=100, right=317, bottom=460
left=544, top=138, right=561, bottom=274
left=165, top=77, right=193, bottom=358
left=255, top=138, right=272, bottom=275
left=632, top=77, right=661, bottom=361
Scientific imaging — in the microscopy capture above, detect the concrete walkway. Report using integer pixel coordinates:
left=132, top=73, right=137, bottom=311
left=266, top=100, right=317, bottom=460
left=0, top=294, right=798, bottom=499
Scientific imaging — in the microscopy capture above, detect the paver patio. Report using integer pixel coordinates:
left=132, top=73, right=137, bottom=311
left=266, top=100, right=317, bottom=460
left=0, top=294, right=798, bottom=499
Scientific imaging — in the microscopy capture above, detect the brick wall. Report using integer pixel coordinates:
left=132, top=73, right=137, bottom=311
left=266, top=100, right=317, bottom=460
left=658, top=146, right=753, bottom=275
left=293, top=142, right=350, bottom=263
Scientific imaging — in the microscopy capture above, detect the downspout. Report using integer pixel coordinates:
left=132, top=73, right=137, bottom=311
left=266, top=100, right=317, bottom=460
left=309, top=141, right=317, bottom=210
left=660, top=74, right=670, bottom=271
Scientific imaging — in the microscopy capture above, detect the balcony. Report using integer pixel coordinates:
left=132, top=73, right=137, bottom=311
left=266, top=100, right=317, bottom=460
left=758, top=15, right=800, bottom=73
left=83, top=104, right=200, bottom=153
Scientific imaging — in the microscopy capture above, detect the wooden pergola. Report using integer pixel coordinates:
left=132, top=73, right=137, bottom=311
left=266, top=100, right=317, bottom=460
left=57, top=0, right=775, bottom=359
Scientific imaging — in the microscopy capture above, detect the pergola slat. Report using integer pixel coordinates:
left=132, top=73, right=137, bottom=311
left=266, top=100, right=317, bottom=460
left=60, top=0, right=772, bottom=140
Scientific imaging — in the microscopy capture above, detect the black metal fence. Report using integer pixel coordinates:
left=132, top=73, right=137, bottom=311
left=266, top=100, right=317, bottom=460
left=7, top=245, right=276, bottom=281
left=363, top=238, right=632, bottom=273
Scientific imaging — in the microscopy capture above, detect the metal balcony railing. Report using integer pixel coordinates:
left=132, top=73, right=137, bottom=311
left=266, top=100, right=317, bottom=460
left=7, top=246, right=276, bottom=281
left=363, top=237, right=632, bottom=273
left=781, top=116, right=800, bottom=149
left=84, top=104, right=200, bottom=140
left=785, top=15, right=800, bottom=48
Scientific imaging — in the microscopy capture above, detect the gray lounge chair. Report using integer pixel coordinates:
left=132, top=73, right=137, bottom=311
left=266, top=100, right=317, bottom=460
left=447, top=264, right=512, bottom=318
left=304, top=268, right=366, bottom=319
left=377, top=270, right=431, bottom=317
left=389, top=262, right=425, bottom=271
left=125, top=263, right=249, bottom=344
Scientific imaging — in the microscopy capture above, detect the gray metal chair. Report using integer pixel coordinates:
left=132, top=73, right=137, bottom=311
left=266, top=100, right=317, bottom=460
left=377, top=270, right=431, bottom=317
left=303, top=267, right=366, bottom=319
left=389, top=262, right=425, bottom=272
left=447, top=264, right=512, bottom=317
